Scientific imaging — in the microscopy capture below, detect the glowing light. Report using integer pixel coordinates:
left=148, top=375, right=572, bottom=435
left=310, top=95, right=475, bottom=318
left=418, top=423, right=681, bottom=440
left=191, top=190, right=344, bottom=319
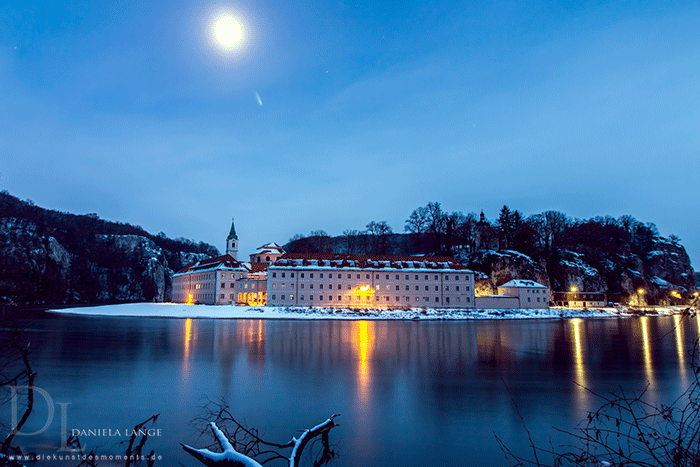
left=673, top=315, right=687, bottom=386
left=187, top=293, right=193, bottom=305
left=183, top=318, right=193, bottom=377
left=571, top=319, right=588, bottom=410
left=640, top=317, right=654, bottom=393
left=638, top=288, right=645, bottom=295
left=355, top=321, right=374, bottom=410
left=212, top=15, right=245, bottom=50
left=570, top=286, right=578, bottom=292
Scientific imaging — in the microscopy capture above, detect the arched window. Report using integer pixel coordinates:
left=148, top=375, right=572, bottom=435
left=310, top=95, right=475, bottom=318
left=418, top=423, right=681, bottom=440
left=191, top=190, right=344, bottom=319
left=266, top=256, right=270, bottom=262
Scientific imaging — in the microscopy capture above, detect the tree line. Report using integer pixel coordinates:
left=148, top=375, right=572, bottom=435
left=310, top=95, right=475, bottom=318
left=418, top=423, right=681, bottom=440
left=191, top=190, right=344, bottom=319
left=285, top=201, right=674, bottom=262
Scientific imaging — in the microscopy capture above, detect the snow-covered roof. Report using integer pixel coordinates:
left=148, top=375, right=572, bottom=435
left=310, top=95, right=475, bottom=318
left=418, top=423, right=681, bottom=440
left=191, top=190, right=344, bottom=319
left=269, top=253, right=473, bottom=273
left=174, top=254, right=250, bottom=276
left=499, top=279, right=547, bottom=289
left=255, top=242, right=285, bottom=254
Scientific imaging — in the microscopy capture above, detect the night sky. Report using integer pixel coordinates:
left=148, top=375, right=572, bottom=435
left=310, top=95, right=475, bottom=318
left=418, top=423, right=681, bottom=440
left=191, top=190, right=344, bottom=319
left=1, top=1, right=699, bottom=266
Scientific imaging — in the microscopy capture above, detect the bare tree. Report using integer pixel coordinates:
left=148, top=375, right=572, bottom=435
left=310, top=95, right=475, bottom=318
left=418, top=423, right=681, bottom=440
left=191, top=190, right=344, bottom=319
left=365, top=221, right=392, bottom=255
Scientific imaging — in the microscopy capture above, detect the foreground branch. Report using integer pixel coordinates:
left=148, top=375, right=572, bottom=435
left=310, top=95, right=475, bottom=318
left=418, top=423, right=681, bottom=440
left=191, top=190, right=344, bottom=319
left=183, top=414, right=340, bottom=467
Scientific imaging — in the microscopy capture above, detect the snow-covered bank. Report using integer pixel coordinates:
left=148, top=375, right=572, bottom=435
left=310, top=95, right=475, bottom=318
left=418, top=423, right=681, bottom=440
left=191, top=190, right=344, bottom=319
left=47, top=303, right=685, bottom=320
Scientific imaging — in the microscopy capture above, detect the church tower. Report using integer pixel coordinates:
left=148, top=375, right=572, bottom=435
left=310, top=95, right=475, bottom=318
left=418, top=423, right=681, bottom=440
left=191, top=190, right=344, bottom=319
left=226, top=217, right=239, bottom=260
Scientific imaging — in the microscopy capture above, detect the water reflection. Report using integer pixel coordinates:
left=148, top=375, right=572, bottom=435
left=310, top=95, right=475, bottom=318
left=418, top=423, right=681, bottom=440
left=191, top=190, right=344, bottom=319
left=640, top=317, right=655, bottom=396
left=354, top=321, right=375, bottom=411
left=183, top=318, right=194, bottom=378
left=15, top=314, right=700, bottom=467
left=570, top=319, right=588, bottom=409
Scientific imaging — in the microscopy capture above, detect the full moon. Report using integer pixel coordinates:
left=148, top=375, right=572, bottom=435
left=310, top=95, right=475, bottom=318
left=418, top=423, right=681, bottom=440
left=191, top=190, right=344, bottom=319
left=212, top=15, right=245, bottom=50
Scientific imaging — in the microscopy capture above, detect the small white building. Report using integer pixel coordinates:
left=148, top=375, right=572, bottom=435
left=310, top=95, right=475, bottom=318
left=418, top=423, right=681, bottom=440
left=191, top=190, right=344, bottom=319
left=249, top=242, right=285, bottom=264
left=497, top=279, right=549, bottom=308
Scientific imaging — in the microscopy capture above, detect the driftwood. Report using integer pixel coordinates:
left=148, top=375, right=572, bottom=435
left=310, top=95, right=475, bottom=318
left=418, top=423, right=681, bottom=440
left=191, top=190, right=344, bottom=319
left=182, top=404, right=340, bottom=467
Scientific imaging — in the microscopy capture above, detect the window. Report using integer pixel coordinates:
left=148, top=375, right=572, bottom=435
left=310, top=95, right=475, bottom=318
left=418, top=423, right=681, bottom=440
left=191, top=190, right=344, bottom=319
left=456, top=286, right=460, bottom=291
left=376, top=274, right=380, bottom=279
left=282, top=283, right=285, bottom=288
left=347, top=274, right=351, bottom=279
left=385, top=296, right=389, bottom=301
left=281, top=294, right=286, bottom=300
left=300, top=295, right=305, bottom=300
left=434, top=275, right=438, bottom=280
left=405, top=285, right=409, bottom=291
left=415, top=275, right=418, bottom=280
left=425, top=286, right=429, bottom=291
left=291, top=272, right=295, bottom=278
left=310, top=284, right=314, bottom=289
left=271, top=284, right=276, bottom=289
left=338, top=295, right=341, bottom=301
left=220, top=294, right=225, bottom=298
left=328, top=273, right=332, bottom=279
left=435, top=297, right=439, bottom=302
left=221, top=283, right=226, bottom=288
left=466, top=286, right=470, bottom=291
left=310, top=295, right=314, bottom=300
left=415, top=285, right=419, bottom=290
left=310, top=273, right=314, bottom=278
left=320, top=284, right=324, bottom=290
left=446, top=297, right=450, bottom=303
left=320, top=273, right=324, bottom=279
left=425, top=275, right=428, bottom=280
left=357, top=274, right=360, bottom=279
left=405, top=275, right=409, bottom=280
left=395, top=296, right=399, bottom=301
left=301, top=284, right=304, bottom=289
left=328, top=284, right=332, bottom=290
left=221, top=273, right=225, bottom=278
left=347, top=285, right=351, bottom=290
left=272, top=294, right=276, bottom=300
left=366, top=274, right=370, bottom=279
left=281, top=272, right=286, bottom=278
left=445, top=275, right=449, bottom=281
left=455, top=275, right=459, bottom=280
left=396, top=285, right=400, bottom=291
left=435, top=286, right=439, bottom=291
left=386, top=274, right=389, bottom=280
left=445, top=286, right=449, bottom=291
left=320, top=295, right=323, bottom=301
left=272, top=272, right=277, bottom=278
left=528, top=297, right=531, bottom=302
left=301, top=272, right=305, bottom=278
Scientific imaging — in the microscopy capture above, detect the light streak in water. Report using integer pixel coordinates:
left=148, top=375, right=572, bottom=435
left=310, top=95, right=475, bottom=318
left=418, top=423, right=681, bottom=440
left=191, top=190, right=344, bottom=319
left=571, top=318, right=588, bottom=410
left=355, top=320, right=375, bottom=411
left=640, top=317, right=655, bottom=393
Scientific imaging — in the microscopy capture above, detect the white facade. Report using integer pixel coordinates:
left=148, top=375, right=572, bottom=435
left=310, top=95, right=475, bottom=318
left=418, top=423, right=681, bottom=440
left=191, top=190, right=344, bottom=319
left=172, top=255, right=249, bottom=305
left=497, top=279, right=550, bottom=309
left=267, top=254, right=475, bottom=309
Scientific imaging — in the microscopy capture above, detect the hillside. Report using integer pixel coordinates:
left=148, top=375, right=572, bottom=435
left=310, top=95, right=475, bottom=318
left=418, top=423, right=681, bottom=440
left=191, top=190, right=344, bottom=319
left=284, top=203, right=697, bottom=305
left=0, top=192, right=218, bottom=305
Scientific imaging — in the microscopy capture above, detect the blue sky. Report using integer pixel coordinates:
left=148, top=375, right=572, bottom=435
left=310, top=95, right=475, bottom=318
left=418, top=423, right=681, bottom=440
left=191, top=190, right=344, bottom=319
left=1, top=1, right=699, bottom=266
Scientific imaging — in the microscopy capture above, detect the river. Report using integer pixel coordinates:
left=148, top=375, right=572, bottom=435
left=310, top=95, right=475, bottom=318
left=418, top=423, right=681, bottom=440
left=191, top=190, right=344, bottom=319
left=2, top=313, right=698, bottom=466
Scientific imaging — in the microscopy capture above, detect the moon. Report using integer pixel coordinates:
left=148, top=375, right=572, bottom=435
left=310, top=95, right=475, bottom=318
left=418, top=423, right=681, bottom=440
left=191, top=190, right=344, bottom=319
left=212, top=15, right=245, bottom=50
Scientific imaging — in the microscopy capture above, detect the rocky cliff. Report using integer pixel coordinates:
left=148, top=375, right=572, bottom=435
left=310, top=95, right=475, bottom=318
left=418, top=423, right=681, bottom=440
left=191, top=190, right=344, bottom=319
left=464, top=236, right=696, bottom=305
left=0, top=192, right=215, bottom=305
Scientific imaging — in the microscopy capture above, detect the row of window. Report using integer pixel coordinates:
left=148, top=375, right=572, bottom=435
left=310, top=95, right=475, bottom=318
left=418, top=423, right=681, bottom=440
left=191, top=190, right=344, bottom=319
left=220, top=282, right=263, bottom=290
left=270, top=294, right=472, bottom=304
left=271, top=271, right=469, bottom=281
left=270, top=283, right=470, bottom=292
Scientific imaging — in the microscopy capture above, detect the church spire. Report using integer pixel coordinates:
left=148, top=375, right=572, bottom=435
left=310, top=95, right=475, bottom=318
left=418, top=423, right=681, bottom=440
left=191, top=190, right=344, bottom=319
left=226, top=217, right=238, bottom=260
left=227, top=217, right=238, bottom=240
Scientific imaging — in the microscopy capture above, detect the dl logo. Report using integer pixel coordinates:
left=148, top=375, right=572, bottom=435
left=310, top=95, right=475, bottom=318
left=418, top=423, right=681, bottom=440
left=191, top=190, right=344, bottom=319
left=8, top=385, right=72, bottom=451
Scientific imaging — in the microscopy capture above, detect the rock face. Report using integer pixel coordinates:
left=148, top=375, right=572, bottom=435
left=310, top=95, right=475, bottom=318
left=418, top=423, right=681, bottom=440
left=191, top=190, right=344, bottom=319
left=0, top=192, right=216, bottom=305
left=466, top=250, right=549, bottom=295
left=465, top=238, right=696, bottom=305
